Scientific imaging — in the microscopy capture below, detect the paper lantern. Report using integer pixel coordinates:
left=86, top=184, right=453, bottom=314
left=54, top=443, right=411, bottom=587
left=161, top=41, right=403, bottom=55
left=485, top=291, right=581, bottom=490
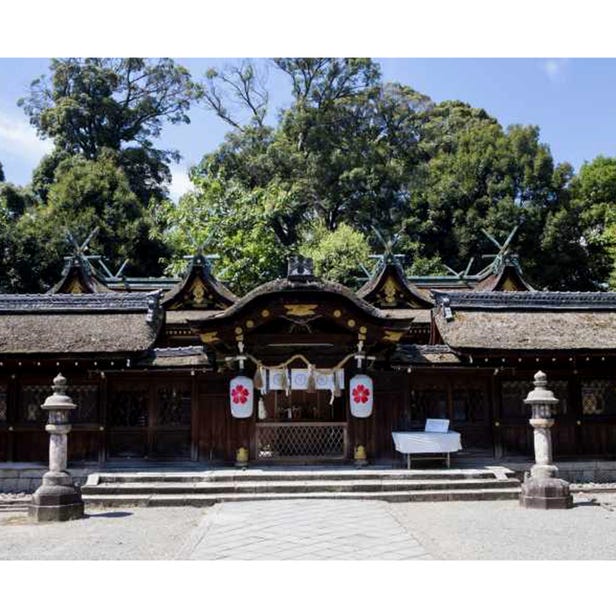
left=230, top=375, right=254, bottom=418
left=349, top=374, right=373, bottom=418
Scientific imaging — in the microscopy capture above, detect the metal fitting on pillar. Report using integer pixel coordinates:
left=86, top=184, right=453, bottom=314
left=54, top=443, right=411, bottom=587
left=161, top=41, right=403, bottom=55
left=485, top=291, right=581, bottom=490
left=519, top=371, right=572, bottom=510
left=28, top=374, right=85, bottom=522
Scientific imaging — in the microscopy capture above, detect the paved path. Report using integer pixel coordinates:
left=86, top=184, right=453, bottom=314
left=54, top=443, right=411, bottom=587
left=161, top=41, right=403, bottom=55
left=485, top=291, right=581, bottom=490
left=180, top=500, right=430, bottom=560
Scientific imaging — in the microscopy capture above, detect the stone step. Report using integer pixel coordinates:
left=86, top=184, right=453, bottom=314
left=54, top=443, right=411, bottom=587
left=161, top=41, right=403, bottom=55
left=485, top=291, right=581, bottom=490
left=0, top=501, right=30, bottom=512
left=82, top=477, right=519, bottom=496
left=91, top=468, right=512, bottom=484
left=83, top=487, right=521, bottom=507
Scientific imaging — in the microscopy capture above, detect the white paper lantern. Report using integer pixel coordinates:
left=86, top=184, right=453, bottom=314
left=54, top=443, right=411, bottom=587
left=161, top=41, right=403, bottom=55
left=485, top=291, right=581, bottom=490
left=349, top=374, right=373, bottom=418
left=230, top=375, right=254, bottom=418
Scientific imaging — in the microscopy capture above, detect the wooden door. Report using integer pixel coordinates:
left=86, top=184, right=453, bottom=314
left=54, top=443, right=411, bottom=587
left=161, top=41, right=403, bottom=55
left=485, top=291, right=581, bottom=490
left=106, top=376, right=192, bottom=460
left=408, top=371, right=495, bottom=457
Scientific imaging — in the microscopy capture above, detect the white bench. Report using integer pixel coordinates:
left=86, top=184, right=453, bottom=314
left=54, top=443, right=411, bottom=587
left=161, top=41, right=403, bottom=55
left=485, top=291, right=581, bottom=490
left=392, top=419, right=462, bottom=469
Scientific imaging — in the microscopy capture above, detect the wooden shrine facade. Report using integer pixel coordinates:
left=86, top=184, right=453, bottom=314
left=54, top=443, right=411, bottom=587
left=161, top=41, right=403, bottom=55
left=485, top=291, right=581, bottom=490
left=3, top=249, right=616, bottom=465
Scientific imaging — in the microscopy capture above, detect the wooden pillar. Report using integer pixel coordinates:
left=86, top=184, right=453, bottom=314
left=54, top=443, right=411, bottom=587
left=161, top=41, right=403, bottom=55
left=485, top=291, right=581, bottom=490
left=491, top=372, right=504, bottom=459
left=98, top=372, right=108, bottom=465
left=190, top=373, right=199, bottom=461
left=6, top=373, right=17, bottom=462
left=570, top=370, right=584, bottom=456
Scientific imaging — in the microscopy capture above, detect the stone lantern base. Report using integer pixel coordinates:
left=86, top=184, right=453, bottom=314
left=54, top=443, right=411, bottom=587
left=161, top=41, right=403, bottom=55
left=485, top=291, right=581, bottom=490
left=519, top=476, right=573, bottom=510
left=28, top=471, right=84, bottom=522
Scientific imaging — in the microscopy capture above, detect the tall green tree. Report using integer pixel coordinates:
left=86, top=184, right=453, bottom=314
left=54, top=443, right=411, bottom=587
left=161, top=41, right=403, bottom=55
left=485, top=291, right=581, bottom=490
left=198, top=59, right=431, bottom=242
left=4, top=152, right=171, bottom=292
left=10, top=57, right=199, bottom=289
left=405, top=106, right=578, bottom=289
left=19, top=57, right=200, bottom=205
left=567, top=156, right=616, bottom=288
left=182, top=60, right=588, bottom=290
left=0, top=181, right=38, bottom=291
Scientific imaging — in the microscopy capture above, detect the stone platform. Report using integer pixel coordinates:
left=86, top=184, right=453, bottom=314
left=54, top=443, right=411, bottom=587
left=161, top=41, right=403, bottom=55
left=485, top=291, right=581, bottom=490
left=80, top=466, right=521, bottom=507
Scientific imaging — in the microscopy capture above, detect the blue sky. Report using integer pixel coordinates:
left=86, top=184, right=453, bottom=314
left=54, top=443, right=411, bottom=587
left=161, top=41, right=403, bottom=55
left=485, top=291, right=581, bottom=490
left=1, top=58, right=616, bottom=200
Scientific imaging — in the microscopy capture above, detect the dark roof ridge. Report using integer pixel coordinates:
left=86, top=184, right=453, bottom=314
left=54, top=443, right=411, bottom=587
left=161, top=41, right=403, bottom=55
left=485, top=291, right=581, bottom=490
left=434, top=290, right=616, bottom=310
left=0, top=291, right=160, bottom=314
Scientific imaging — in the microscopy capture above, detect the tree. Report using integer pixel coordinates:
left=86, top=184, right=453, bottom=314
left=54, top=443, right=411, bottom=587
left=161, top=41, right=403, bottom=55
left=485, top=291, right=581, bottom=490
left=405, top=109, right=583, bottom=289
left=0, top=161, right=4, bottom=182
left=5, top=152, right=171, bottom=292
left=19, top=57, right=200, bottom=205
left=193, top=59, right=431, bottom=247
left=567, top=156, right=616, bottom=288
left=179, top=59, right=595, bottom=291
left=0, top=182, right=38, bottom=291
left=156, top=174, right=289, bottom=295
left=299, top=221, right=370, bottom=287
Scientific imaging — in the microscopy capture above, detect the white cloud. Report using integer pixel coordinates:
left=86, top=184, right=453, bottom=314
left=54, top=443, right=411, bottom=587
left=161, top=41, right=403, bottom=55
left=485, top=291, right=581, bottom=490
left=0, top=108, right=52, bottom=163
left=541, top=59, right=569, bottom=83
left=168, top=164, right=194, bottom=202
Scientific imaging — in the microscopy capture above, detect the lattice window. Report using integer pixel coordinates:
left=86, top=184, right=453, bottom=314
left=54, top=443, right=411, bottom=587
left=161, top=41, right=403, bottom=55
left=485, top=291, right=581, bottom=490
left=157, top=387, right=191, bottom=426
left=109, top=390, right=149, bottom=427
left=582, top=380, right=616, bottom=415
left=0, top=386, right=6, bottom=422
left=414, top=388, right=448, bottom=421
left=552, top=381, right=568, bottom=415
left=452, top=388, right=486, bottom=422
left=256, top=424, right=346, bottom=458
left=502, top=380, right=568, bottom=418
left=19, top=385, right=49, bottom=423
left=68, top=385, right=98, bottom=423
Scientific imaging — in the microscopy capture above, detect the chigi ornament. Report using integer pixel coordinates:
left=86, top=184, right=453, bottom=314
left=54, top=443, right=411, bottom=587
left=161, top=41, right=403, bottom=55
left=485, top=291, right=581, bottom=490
left=229, top=375, right=254, bottom=418
left=349, top=374, right=373, bottom=418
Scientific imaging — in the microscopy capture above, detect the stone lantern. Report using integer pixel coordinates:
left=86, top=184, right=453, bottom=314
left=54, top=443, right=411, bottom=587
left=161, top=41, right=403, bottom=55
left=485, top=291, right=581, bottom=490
left=519, top=371, right=573, bottom=509
left=28, top=374, right=84, bottom=522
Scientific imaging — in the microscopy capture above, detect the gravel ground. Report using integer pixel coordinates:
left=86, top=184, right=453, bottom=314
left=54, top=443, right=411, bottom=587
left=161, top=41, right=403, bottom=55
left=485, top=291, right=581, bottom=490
left=2, top=494, right=616, bottom=560
left=0, top=507, right=203, bottom=560
left=390, top=493, right=616, bottom=559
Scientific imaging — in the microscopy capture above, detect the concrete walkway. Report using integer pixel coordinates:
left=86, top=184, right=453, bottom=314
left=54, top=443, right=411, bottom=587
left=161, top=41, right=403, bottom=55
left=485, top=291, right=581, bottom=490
left=2, top=493, right=616, bottom=560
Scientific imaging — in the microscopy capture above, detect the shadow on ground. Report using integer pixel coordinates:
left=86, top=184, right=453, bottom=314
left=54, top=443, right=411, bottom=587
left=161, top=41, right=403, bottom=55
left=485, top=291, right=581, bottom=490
left=85, top=511, right=133, bottom=519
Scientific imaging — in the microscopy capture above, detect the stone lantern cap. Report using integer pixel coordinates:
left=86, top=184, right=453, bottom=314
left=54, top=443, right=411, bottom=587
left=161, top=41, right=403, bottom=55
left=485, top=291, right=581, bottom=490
left=524, top=370, right=558, bottom=406
left=41, top=373, right=76, bottom=412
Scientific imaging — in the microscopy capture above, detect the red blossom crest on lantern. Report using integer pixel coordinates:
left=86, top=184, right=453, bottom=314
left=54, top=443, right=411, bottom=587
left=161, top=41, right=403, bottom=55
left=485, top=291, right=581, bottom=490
left=352, top=383, right=371, bottom=404
left=231, top=384, right=249, bottom=405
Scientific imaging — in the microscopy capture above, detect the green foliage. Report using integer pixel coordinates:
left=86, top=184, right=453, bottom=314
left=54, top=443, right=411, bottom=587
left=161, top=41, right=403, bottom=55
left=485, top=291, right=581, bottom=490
left=568, top=156, right=616, bottom=288
left=404, top=108, right=577, bottom=289
left=188, top=61, right=591, bottom=290
left=20, top=57, right=200, bottom=206
left=2, top=57, right=196, bottom=292
left=0, top=184, right=50, bottom=293
left=3, top=153, right=171, bottom=292
left=299, top=222, right=370, bottom=287
left=8, top=57, right=616, bottom=294
left=156, top=174, right=289, bottom=295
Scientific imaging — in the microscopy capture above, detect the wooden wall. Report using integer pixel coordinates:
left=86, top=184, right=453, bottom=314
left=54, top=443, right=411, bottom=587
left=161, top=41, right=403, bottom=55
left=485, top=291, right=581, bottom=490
left=3, top=364, right=616, bottom=464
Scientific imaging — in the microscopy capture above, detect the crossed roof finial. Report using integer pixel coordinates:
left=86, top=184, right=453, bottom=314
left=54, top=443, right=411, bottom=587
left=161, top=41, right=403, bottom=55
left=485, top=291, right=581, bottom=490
left=477, top=224, right=522, bottom=277
left=182, top=230, right=220, bottom=269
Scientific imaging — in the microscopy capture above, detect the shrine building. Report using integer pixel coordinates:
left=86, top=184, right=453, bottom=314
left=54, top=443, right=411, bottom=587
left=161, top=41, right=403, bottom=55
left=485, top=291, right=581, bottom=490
left=2, top=236, right=616, bottom=467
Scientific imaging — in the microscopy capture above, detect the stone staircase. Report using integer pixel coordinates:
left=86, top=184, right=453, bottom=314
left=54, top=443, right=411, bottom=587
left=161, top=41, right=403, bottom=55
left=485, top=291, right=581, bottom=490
left=81, top=467, right=521, bottom=507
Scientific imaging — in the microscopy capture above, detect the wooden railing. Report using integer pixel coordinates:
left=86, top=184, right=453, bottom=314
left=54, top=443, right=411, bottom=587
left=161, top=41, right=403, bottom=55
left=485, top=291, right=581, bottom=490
left=255, top=422, right=347, bottom=460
